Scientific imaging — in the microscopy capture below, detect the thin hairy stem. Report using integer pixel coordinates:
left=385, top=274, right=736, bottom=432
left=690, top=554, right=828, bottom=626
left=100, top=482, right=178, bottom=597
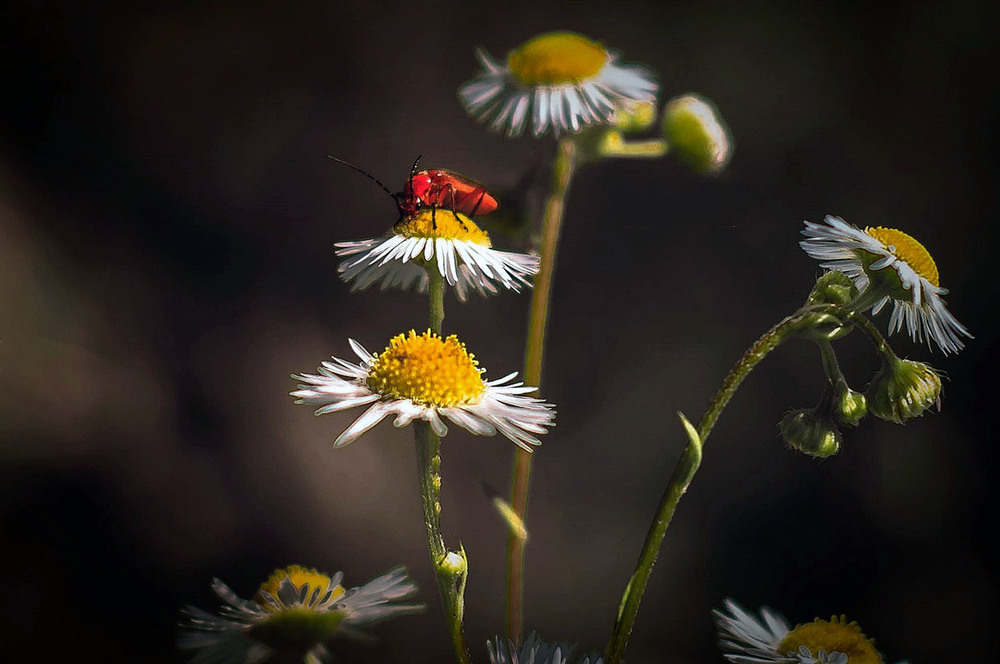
left=416, top=266, right=470, bottom=664
left=506, top=138, right=577, bottom=643
left=604, top=306, right=836, bottom=664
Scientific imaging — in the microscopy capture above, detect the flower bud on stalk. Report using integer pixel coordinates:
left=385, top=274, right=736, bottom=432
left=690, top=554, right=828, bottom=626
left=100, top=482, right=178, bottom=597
left=779, top=409, right=842, bottom=458
left=867, top=356, right=942, bottom=424
left=833, top=383, right=868, bottom=428
left=661, top=93, right=732, bottom=174
left=805, top=270, right=859, bottom=308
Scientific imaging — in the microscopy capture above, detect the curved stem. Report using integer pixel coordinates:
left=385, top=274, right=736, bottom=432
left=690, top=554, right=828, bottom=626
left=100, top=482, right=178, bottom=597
left=604, top=307, right=824, bottom=664
left=506, top=138, right=578, bottom=643
left=416, top=265, right=471, bottom=664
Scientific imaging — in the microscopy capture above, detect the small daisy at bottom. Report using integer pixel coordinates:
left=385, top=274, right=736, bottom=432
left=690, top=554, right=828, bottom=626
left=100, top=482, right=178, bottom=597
left=487, top=632, right=602, bottom=664
left=714, top=598, right=907, bottom=664
left=291, top=330, right=555, bottom=451
left=179, top=565, right=422, bottom=664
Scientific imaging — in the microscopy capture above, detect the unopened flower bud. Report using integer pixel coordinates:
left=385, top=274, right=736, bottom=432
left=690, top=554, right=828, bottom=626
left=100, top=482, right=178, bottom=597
left=867, top=357, right=942, bottom=424
left=806, top=270, right=859, bottom=308
left=439, top=550, right=467, bottom=576
left=661, top=93, right=732, bottom=174
left=779, top=409, right=842, bottom=458
left=834, top=384, right=868, bottom=428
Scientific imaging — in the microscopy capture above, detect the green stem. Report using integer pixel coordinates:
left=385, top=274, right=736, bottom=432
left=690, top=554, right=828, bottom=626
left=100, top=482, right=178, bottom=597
left=846, top=310, right=896, bottom=361
left=506, top=138, right=578, bottom=643
left=604, top=307, right=825, bottom=664
left=415, top=422, right=470, bottom=664
left=416, top=265, right=470, bottom=664
left=428, top=265, right=445, bottom=335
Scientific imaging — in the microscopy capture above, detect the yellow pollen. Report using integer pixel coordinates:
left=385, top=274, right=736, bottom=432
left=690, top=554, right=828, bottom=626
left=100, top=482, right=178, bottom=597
left=865, top=226, right=940, bottom=287
left=778, top=616, right=883, bottom=664
left=396, top=208, right=491, bottom=246
left=508, top=31, right=608, bottom=86
left=366, top=330, right=486, bottom=407
left=255, top=566, right=345, bottom=612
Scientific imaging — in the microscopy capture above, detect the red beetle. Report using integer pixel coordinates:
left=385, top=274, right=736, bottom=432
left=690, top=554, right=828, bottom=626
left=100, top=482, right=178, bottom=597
left=329, top=155, right=498, bottom=228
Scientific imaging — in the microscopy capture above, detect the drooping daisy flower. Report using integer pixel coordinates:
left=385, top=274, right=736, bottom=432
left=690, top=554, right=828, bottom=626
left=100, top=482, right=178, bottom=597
left=291, top=330, right=555, bottom=451
left=800, top=216, right=971, bottom=354
left=487, top=632, right=602, bottom=664
left=179, top=565, right=422, bottom=664
left=714, top=598, right=907, bottom=664
left=336, top=207, right=539, bottom=302
left=459, top=31, right=657, bottom=138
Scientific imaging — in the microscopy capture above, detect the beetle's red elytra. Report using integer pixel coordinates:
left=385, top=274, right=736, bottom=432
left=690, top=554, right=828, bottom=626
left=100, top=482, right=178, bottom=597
left=329, top=155, right=498, bottom=229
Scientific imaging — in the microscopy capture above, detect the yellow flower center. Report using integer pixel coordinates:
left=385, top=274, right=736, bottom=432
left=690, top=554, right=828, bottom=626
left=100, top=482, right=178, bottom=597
left=255, top=566, right=346, bottom=612
left=396, top=208, right=491, bottom=246
left=366, top=330, right=486, bottom=407
left=507, top=31, right=608, bottom=86
left=865, top=226, right=940, bottom=287
left=778, top=616, right=883, bottom=664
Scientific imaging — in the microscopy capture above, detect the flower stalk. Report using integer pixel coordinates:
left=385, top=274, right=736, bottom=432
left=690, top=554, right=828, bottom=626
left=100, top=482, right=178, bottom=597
left=506, top=137, right=578, bottom=643
left=416, top=262, right=471, bottom=664
left=604, top=304, right=844, bottom=664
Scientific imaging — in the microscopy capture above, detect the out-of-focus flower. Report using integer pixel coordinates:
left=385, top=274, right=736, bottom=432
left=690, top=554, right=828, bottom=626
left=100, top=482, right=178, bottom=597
left=487, top=632, right=602, bottom=664
left=714, top=598, right=901, bottom=664
left=179, top=565, right=422, bottom=664
left=800, top=216, right=971, bottom=354
left=291, top=330, right=555, bottom=451
left=459, top=31, right=657, bottom=138
left=336, top=208, right=538, bottom=301
left=661, top=93, right=732, bottom=174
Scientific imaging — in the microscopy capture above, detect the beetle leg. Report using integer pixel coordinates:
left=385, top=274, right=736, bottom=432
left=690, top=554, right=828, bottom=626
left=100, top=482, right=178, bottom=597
left=443, top=184, right=468, bottom=230
left=469, top=187, right=487, bottom=217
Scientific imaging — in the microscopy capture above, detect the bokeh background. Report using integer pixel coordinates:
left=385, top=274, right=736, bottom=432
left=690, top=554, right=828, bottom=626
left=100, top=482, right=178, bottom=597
left=2, top=1, right=997, bottom=662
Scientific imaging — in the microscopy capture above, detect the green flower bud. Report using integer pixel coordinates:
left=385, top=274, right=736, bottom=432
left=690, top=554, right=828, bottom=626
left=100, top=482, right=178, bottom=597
left=806, top=271, right=859, bottom=308
left=661, top=93, right=732, bottom=174
left=834, top=383, right=868, bottom=427
left=779, top=409, right=842, bottom=458
left=439, top=550, right=467, bottom=577
left=866, top=357, right=942, bottom=424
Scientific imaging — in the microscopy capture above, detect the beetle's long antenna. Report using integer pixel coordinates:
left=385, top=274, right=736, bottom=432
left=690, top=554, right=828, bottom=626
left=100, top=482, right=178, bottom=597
left=326, top=156, right=395, bottom=199
left=409, top=154, right=422, bottom=178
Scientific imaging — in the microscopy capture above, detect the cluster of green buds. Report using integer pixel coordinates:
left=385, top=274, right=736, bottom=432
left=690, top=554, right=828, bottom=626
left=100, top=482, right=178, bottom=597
left=780, top=268, right=944, bottom=459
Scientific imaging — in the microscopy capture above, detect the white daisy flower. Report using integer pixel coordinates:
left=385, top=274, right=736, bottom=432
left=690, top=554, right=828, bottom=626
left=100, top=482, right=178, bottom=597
left=179, top=565, right=422, bottom=664
left=714, top=598, right=904, bottom=664
left=800, top=216, right=972, bottom=355
left=291, top=330, right=555, bottom=451
left=336, top=207, right=539, bottom=302
left=487, top=632, right=602, bottom=664
left=459, top=31, right=657, bottom=138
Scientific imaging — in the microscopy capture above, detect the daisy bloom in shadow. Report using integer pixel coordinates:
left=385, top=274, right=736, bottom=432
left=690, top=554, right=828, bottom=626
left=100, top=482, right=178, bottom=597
left=179, top=565, right=422, bottom=664
left=459, top=31, right=657, bottom=138
left=291, top=330, right=555, bottom=451
left=714, top=598, right=907, bottom=664
left=487, top=632, right=602, bottom=664
left=800, top=215, right=971, bottom=354
left=336, top=208, right=539, bottom=301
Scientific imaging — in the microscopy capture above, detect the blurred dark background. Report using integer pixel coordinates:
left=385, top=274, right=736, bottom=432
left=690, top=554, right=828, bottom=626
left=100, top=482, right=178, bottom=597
left=1, top=1, right=997, bottom=662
